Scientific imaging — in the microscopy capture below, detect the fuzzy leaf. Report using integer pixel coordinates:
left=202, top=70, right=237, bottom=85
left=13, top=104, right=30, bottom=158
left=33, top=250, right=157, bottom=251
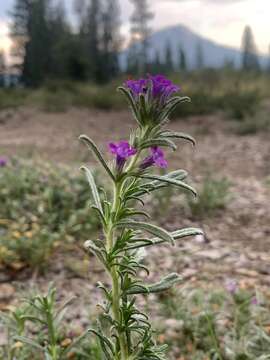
left=171, top=227, right=204, bottom=240
left=127, top=273, right=182, bottom=294
left=79, top=135, right=115, bottom=180
left=80, top=165, right=103, bottom=214
left=159, top=96, right=191, bottom=123
left=140, top=138, right=177, bottom=151
left=140, top=174, right=197, bottom=196
left=84, top=240, right=108, bottom=269
left=116, top=220, right=174, bottom=245
left=118, top=86, right=140, bottom=125
left=127, top=227, right=203, bottom=250
left=88, top=328, right=114, bottom=359
left=160, top=131, right=196, bottom=146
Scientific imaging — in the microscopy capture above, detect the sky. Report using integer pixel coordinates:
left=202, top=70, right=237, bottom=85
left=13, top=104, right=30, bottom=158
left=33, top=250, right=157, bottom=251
left=0, top=0, right=269, bottom=62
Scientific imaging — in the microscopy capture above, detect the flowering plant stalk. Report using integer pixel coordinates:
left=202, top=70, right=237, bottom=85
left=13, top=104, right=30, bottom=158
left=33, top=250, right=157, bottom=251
left=80, top=75, right=203, bottom=360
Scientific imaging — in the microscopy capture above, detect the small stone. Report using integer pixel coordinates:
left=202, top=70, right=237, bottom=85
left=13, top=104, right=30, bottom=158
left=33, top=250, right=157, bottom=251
left=236, top=268, right=259, bottom=277
left=197, top=249, right=230, bottom=260
left=0, top=284, right=15, bottom=300
left=164, top=318, right=184, bottom=330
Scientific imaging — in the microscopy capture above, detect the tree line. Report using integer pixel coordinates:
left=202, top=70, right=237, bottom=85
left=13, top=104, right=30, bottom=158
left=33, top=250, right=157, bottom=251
left=4, top=0, right=270, bottom=87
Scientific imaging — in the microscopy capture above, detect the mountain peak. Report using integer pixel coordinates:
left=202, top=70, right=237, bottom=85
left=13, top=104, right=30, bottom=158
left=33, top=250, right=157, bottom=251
left=120, top=23, right=267, bottom=70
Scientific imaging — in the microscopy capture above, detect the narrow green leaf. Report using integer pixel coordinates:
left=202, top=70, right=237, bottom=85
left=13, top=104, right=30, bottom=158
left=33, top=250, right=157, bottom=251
left=116, top=221, right=174, bottom=245
left=171, top=227, right=204, bottom=240
left=79, top=135, right=115, bottom=180
left=159, top=96, right=191, bottom=123
left=160, top=131, right=196, bottom=146
left=140, top=138, right=177, bottom=151
left=127, top=273, right=182, bottom=294
left=127, top=227, right=203, bottom=250
left=84, top=240, right=108, bottom=269
left=14, top=335, right=44, bottom=351
left=140, top=174, right=197, bottom=196
left=118, top=86, right=140, bottom=125
left=80, top=165, right=103, bottom=214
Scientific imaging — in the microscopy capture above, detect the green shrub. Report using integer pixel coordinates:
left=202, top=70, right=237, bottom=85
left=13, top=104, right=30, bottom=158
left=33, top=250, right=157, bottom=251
left=0, top=158, right=101, bottom=270
left=232, top=109, right=270, bottom=135
left=0, top=89, right=29, bottom=110
left=187, top=177, right=231, bottom=218
left=219, top=90, right=260, bottom=120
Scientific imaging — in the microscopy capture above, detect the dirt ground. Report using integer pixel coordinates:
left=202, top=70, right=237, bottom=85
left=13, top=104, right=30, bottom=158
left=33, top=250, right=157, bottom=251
left=0, top=107, right=270, bottom=315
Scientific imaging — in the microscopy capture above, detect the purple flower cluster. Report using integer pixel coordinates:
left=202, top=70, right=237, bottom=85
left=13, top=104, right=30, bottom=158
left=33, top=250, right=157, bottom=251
left=151, top=75, right=180, bottom=100
left=125, top=78, right=147, bottom=97
left=125, top=75, right=179, bottom=103
left=109, top=141, right=137, bottom=170
left=0, top=157, right=7, bottom=167
left=140, top=147, right=168, bottom=170
left=108, top=141, right=168, bottom=172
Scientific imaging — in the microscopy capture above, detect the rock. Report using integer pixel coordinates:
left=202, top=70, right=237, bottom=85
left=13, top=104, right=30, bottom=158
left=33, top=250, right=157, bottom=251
left=0, top=284, right=15, bottom=300
left=235, top=268, right=260, bottom=277
left=197, top=249, right=230, bottom=260
left=164, top=318, right=184, bottom=330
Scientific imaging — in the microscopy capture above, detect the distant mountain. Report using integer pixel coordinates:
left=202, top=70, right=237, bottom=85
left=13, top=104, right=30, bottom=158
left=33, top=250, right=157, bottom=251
left=119, top=24, right=268, bottom=70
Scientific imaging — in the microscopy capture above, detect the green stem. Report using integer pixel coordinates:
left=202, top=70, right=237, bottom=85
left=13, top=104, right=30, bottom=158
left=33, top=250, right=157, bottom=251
left=47, top=310, right=58, bottom=360
left=107, top=181, right=129, bottom=360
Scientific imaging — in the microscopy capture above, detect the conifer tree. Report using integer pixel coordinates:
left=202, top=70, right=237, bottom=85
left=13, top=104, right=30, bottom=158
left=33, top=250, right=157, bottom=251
left=179, top=46, right=187, bottom=71
left=130, top=0, right=154, bottom=74
left=0, top=51, right=6, bottom=87
left=100, top=0, right=121, bottom=82
left=241, top=25, right=260, bottom=71
left=195, top=42, right=204, bottom=70
left=165, top=41, right=174, bottom=73
left=11, top=0, right=52, bottom=86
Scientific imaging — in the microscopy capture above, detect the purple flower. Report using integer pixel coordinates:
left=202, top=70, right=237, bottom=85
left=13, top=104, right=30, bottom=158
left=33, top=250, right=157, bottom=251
left=140, top=147, right=168, bottom=170
left=150, top=75, right=180, bottom=102
left=124, top=75, right=179, bottom=103
left=0, top=157, right=7, bottom=167
left=225, top=279, right=238, bottom=294
left=125, top=79, right=148, bottom=97
left=109, top=141, right=137, bottom=171
left=251, top=297, right=258, bottom=305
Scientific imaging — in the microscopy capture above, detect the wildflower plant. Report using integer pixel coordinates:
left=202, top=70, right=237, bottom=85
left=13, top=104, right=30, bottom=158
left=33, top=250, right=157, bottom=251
left=80, top=75, right=203, bottom=360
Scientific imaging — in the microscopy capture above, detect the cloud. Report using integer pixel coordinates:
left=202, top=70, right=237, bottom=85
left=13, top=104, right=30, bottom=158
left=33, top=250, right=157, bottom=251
left=156, top=0, right=246, bottom=3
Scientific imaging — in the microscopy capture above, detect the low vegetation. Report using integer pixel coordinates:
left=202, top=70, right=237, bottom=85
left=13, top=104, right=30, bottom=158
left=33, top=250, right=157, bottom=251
left=159, top=285, right=270, bottom=359
left=0, top=158, right=101, bottom=270
left=1, top=283, right=270, bottom=359
left=0, top=71, right=269, bottom=126
left=187, top=177, right=231, bottom=219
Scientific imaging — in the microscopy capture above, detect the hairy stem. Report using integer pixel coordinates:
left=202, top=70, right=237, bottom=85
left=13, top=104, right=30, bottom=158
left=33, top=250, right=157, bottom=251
left=107, top=181, right=129, bottom=360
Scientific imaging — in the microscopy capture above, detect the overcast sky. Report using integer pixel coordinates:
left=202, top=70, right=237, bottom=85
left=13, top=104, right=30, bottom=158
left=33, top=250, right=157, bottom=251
left=0, top=0, right=269, bottom=60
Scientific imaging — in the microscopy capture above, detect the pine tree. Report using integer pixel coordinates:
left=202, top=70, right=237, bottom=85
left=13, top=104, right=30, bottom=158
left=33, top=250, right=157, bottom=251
left=268, top=45, right=270, bottom=72
left=179, top=46, right=187, bottom=71
left=130, top=0, right=154, bottom=74
left=84, top=0, right=102, bottom=81
left=0, top=51, right=6, bottom=87
left=195, top=42, right=204, bottom=70
left=48, top=1, right=72, bottom=79
left=241, top=25, right=260, bottom=71
left=100, top=0, right=121, bottom=82
left=152, top=50, right=162, bottom=74
left=11, top=0, right=52, bottom=86
left=165, top=42, right=174, bottom=73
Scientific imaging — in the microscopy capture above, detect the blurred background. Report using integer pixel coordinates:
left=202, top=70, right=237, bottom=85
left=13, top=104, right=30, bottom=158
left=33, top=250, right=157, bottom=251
left=0, top=1, right=270, bottom=359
